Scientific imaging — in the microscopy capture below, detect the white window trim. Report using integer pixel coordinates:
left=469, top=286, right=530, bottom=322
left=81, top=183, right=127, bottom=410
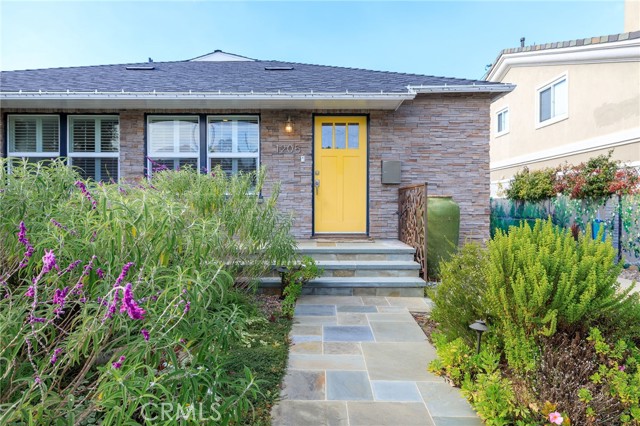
left=7, top=114, right=60, bottom=157
left=495, top=106, right=509, bottom=137
left=535, top=72, right=569, bottom=129
left=146, top=115, right=201, bottom=175
left=68, top=115, right=120, bottom=182
left=206, top=115, right=260, bottom=174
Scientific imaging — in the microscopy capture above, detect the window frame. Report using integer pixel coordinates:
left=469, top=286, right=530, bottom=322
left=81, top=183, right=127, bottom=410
left=146, top=115, right=201, bottom=175
left=7, top=114, right=61, bottom=158
left=495, top=106, right=509, bottom=137
left=67, top=115, right=120, bottom=182
left=535, top=73, right=569, bottom=129
left=206, top=115, right=260, bottom=176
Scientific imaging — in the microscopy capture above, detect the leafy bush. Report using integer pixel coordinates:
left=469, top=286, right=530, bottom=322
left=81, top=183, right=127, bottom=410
left=486, top=220, right=639, bottom=372
left=0, top=159, right=297, bottom=424
left=505, top=167, right=557, bottom=202
left=431, top=243, right=489, bottom=346
left=281, top=256, right=322, bottom=318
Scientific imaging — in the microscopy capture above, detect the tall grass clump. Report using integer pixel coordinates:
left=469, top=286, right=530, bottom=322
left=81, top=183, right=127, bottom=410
left=0, top=159, right=297, bottom=425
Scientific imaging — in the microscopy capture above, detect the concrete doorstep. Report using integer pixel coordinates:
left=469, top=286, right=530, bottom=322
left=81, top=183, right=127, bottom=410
left=271, top=295, right=482, bottom=426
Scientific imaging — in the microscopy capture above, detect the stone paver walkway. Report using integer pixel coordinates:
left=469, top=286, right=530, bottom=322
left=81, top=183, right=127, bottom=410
left=271, top=295, right=482, bottom=426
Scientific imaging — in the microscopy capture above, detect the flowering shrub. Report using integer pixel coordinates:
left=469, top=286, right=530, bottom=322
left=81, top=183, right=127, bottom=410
left=0, top=159, right=297, bottom=424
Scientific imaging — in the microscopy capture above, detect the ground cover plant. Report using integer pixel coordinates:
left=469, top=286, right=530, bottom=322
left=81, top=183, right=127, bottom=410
left=430, top=219, right=640, bottom=425
left=0, top=159, right=298, bottom=425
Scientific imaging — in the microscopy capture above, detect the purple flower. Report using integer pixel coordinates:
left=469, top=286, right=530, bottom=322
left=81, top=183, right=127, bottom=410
left=50, top=348, right=63, bottom=365
left=141, top=329, right=150, bottom=341
left=50, top=219, right=78, bottom=236
left=103, top=290, right=120, bottom=321
left=183, top=301, right=191, bottom=314
left=75, top=181, right=97, bottom=209
left=112, top=355, right=126, bottom=369
left=58, top=259, right=81, bottom=277
left=115, top=262, right=135, bottom=287
left=25, top=286, right=35, bottom=298
left=619, top=365, right=626, bottom=372
left=96, top=268, right=105, bottom=279
left=120, top=283, right=146, bottom=320
left=52, top=287, right=70, bottom=315
left=17, top=222, right=35, bottom=269
left=29, top=315, right=46, bottom=323
left=34, top=376, right=42, bottom=385
left=42, top=250, right=59, bottom=274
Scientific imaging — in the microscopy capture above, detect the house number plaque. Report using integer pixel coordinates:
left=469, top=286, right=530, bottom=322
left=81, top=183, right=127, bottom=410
left=275, top=144, right=302, bottom=154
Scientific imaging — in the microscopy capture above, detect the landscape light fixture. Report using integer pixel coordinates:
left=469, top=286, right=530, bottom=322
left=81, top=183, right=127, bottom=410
left=469, top=320, right=488, bottom=354
left=284, top=116, right=293, bottom=133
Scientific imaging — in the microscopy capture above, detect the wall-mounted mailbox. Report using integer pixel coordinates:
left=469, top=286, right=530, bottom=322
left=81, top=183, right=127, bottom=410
left=381, top=160, right=402, bottom=184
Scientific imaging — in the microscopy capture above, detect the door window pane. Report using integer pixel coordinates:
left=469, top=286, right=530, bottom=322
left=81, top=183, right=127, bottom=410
left=322, top=124, right=333, bottom=149
left=347, top=124, right=359, bottom=149
left=334, top=124, right=346, bottom=149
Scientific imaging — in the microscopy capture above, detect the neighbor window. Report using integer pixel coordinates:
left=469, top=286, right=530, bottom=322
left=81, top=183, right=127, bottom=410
left=7, top=115, right=60, bottom=162
left=147, top=116, right=200, bottom=174
left=496, top=107, right=509, bottom=136
left=537, top=75, right=567, bottom=126
left=207, top=116, right=259, bottom=177
left=68, top=116, right=120, bottom=182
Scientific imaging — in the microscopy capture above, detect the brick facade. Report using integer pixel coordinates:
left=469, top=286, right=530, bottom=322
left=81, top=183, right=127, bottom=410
left=1, top=93, right=491, bottom=243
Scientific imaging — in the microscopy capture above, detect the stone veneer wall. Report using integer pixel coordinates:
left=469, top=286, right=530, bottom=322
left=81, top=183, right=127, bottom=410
left=1, top=93, right=491, bottom=242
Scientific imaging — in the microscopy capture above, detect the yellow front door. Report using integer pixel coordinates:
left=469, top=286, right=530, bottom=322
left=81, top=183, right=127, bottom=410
left=314, top=116, right=367, bottom=233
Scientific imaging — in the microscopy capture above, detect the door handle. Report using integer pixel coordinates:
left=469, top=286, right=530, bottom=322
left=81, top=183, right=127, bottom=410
left=315, top=179, right=320, bottom=195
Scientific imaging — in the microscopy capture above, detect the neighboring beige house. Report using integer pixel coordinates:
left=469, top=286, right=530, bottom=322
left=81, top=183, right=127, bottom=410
left=486, top=2, right=640, bottom=197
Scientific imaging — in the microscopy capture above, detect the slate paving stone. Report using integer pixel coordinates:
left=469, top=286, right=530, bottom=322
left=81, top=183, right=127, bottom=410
left=295, top=304, right=337, bottom=316
left=431, top=417, right=484, bottom=426
left=271, top=401, right=349, bottom=426
left=371, top=380, right=422, bottom=402
left=361, top=296, right=390, bottom=306
left=367, top=312, right=415, bottom=322
left=362, top=342, right=439, bottom=381
left=376, top=306, right=408, bottom=313
left=291, top=335, right=322, bottom=343
left=290, top=325, right=323, bottom=336
left=323, top=325, right=374, bottom=342
left=294, top=316, right=337, bottom=325
left=282, top=370, right=325, bottom=400
left=337, top=313, right=368, bottom=325
left=290, top=341, right=323, bottom=354
left=347, top=402, right=434, bottom=426
left=417, top=382, right=478, bottom=417
left=288, top=354, right=366, bottom=370
left=370, top=321, right=427, bottom=342
left=336, top=305, right=378, bottom=313
left=326, top=371, right=373, bottom=401
left=386, top=297, right=431, bottom=312
left=323, top=342, right=361, bottom=355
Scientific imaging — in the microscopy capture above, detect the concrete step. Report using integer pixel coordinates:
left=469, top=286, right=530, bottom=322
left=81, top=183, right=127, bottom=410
left=258, top=276, right=426, bottom=297
left=315, top=260, right=420, bottom=278
left=297, top=239, right=416, bottom=262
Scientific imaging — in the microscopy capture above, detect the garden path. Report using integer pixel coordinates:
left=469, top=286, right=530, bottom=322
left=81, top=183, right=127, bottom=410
left=271, top=295, right=482, bottom=426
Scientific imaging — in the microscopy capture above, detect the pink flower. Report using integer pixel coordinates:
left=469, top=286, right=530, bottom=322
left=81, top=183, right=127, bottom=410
left=619, top=365, right=626, bottom=372
left=141, top=329, right=150, bottom=341
left=112, top=355, right=126, bottom=369
left=549, top=412, right=563, bottom=425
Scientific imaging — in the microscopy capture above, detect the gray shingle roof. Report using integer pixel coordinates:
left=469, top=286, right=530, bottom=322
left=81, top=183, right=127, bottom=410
left=1, top=58, right=503, bottom=94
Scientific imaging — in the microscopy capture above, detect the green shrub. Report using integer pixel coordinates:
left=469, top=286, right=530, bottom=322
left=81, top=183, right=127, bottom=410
left=0, top=159, right=297, bottom=425
left=486, top=219, right=640, bottom=373
left=431, top=243, right=489, bottom=346
left=505, top=167, right=557, bottom=202
left=281, top=256, right=322, bottom=318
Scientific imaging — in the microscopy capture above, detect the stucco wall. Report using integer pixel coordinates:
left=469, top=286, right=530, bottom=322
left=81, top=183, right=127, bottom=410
left=2, top=93, right=492, bottom=242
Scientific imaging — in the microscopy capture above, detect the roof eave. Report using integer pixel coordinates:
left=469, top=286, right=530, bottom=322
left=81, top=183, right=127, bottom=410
left=407, top=84, right=515, bottom=94
left=0, top=92, right=416, bottom=110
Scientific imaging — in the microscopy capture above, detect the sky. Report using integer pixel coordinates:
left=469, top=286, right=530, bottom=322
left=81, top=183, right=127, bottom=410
left=0, top=0, right=625, bottom=80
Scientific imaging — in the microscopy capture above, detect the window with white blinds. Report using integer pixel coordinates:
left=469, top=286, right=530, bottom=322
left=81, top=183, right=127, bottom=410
left=147, top=116, right=200, bottom=174
left=68, top=116, right=120, bottom=182
left=8, top=115, right=60, bottom=158
left=207, top=116, right=259, bottom=177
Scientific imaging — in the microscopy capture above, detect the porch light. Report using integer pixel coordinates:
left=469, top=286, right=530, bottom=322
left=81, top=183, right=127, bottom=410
left=469, top=320, right=488, bottom=354
left=284, top=116, right=293, bottom=133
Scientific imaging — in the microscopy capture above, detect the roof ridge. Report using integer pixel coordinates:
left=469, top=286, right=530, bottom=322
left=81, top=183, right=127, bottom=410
left=499, top=30, right=640, bottom=56
left=0, top=59, right=191, bottom=73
